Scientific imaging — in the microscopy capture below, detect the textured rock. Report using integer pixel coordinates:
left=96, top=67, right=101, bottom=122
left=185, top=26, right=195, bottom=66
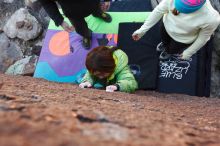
left=0, top=33, right=23, bottom=73
left=208, top=0, right=220, bottom=97
left=31, top=41, right=43, bottom=56
left=24, top=0, right=41, bottom=10
left=211, top=53, right=220, bottom=97
left=3, top=8, right=42, bottom=41
left=5, top=55, right=38, bottom=76
left=0, top=0, right=24, bottom=27
left=210, top=0, right=220, bottom=11
left=24, top=0, right=50, bottom=29
left=210, top=0, right=220, bottom=53
left=3, top=0, right=14, bottom=3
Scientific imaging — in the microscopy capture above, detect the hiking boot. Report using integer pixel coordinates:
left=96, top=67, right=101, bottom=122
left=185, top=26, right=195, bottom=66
left=98, top=12, right=112, bottom=23
left=159, top=51, right=171, bottom=60
left=156, top=42, right=166, bottom=52
left=82, top=37, right=91, bottom=50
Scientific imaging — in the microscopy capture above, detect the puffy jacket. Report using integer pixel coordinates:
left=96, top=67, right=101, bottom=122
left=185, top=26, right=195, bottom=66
left=81, top=49, right=138, bottom=93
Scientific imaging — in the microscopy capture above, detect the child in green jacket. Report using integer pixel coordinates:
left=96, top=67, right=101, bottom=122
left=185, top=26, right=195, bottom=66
left=79, top=46, right=138, bottom=93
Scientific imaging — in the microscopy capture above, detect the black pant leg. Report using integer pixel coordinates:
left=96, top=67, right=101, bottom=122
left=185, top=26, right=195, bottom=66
left=168, top=39, right=191, bottom=54
left=69, top=17, right=91, bottom=38
left=160, top=22, right=172, bottom=49
left=161, top=22, right=191, bottom=54
left=91, top=2, right=103, bottom=17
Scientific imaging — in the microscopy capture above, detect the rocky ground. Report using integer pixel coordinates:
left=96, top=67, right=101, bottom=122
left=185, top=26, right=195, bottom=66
left=0, top=0, right=220, bottom=96
left=0, top=74, right=219, bottom=146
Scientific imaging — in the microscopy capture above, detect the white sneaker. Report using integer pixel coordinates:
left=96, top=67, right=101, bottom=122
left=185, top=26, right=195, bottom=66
left=156, top=42, right=166, bottom=52
left=159, top=51, right=171, bottom=60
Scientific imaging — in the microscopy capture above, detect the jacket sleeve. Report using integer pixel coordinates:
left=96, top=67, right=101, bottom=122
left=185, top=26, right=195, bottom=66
left=133, top=0, right=169, bottom=38
left=80, top=70, right=94, bottom=85
left=182, top=17, right=220, bottom=60
left=115, top=66, right=138, bottom=93
left=38, top=0, right=64, bottom=26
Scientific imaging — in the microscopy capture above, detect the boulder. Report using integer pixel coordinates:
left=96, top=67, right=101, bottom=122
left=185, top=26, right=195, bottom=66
left=210, top=0, right=220, bottom=11
left=5, top=55, right=38, bottom=76
left=3, top=0, right=14, bottom=3
left=0, top=33, right=23, bottom=73
left=25, top=0, right=42, bottom=11
left=209, top=0, right=220, bottom=97
left=3, top=8, right=42, bottom=41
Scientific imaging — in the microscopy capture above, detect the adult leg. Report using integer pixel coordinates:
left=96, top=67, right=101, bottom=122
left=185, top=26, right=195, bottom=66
left=158, top=22, right=175, bottom=60
left=160, top=21, right=191, bottom=54
left=157, top=22, right=173, bottom=53
left=69, top=17, right=91, bottom=38
left=69, top=17, right=92, bottom=49
left=168, top=39, right=191, bottom=54
left=160, top=22, right=172, bottom=50
left=91, top=2, right=112, bottom=23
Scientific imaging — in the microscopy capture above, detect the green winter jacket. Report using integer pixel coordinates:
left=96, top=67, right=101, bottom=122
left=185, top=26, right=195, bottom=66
left=81, top=49, right=138, bottom=93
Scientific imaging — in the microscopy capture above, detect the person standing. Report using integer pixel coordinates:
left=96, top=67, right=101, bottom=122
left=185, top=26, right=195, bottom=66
left=39, top=0, right=112, bottom=49
left=132, top=0, right=220, bottom=60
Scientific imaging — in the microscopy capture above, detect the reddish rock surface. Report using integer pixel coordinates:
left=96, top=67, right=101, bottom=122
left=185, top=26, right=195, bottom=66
left=0, top=74, right=219, bottom=146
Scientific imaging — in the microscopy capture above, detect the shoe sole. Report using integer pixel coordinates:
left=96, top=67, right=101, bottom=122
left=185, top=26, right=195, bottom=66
left=156, top=42, right=165, bottom=52
left=159, top=51, right=171, bottom=60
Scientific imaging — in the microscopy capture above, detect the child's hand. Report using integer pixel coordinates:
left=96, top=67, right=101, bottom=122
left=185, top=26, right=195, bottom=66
left=106, top=85, right=118, bottom=92
left=79, top=82, right=92, bottom=88
left=132, top=34, right=140, bottom=41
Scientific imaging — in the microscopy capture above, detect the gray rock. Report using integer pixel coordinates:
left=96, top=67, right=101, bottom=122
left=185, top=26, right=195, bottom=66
left=211, top=53, right=220, bottom=97
left=3, top=0, right=14, bottom=3
left=3, top=8, right=42, bottom=41
left=81, top=123, right=129, bottom=141
left=24, top=0, right=38, bottom=4
left=0, top=0, right=24, bottom=27
left=31, top=41, right=43, bottom=56
left=210, top=0, right=220, bottom=12
left=213, top=29, right=220, bottom=53
left=0, top=33, right=23, bottom=73
left=26, top=2, right=50, bottom=29
left=6, top=55, right=38, bottom=76
left=25, top=0, right=41, bottom=11
left=0, top=33, right=10, bottom=50
left=209, top=0, right=220, bottom=97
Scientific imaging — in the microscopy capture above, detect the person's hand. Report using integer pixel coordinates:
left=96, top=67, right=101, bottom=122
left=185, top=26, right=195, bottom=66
left=79, top=82, right=92, bottom=88
left=106, top=85, right=118, bottom=92
left=178, top=53, right=191, bottom=60
left=61, top=21, right=74, bottom=32
left=101, top=2, right=111, bottom=12
left=178, top=53, right=183, bottom=59
left=132, top=34, right=141, bottom=41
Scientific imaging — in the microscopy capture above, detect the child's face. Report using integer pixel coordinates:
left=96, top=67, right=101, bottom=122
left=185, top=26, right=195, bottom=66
left=93, top=71, right=111, bottom=79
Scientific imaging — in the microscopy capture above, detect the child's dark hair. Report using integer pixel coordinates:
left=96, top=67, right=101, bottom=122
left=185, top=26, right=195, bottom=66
left=172, top=8, right=180, bottom=15
left=86, top=46, right=118, bottom=75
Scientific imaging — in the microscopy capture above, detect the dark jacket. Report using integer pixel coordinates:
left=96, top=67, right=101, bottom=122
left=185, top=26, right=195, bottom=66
left=39, top=0, right=111, bottom=26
